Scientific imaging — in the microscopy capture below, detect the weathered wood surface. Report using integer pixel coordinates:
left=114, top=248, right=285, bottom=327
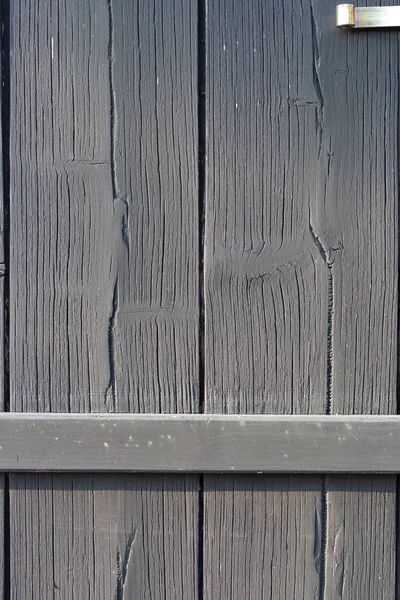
left=204, top=0, right=328, bottom=597
left=1, top=414, right=400, bottom=473
left=10, top=474, right=198, bottom=599
left=205, top=476, right=321, bottom=599
left=5, top=0, right=400, bottom=598
left=0, top=2, right=6, bottom=594
left=204, top=0, right=398, bottom=598
left=9, top=0, right=198, bottom=598
left=311, top=2, right=398, bottom=598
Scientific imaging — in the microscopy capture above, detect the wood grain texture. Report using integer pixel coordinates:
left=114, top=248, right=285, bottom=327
left=0, top=2, right=5, bottom=592
left=310, top=2, right=398, bottom=597
left=324, top=476, right=395, bottom=599
left=204, top=0, right=328, bottom=597
left=10, top=0, right=198, bottom=414
left=110, top=0, right=199, bottom=414
left=205, top=476, right=321, bottom=600
left=9, top=1, right=198, bottom=598
left=2, top=414, right=400, bottom=473
left=10, top=474, right=198, bottom=600
left=205, top=0, right=327, bottom=415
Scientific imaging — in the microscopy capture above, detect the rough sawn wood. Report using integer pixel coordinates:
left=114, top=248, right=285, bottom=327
left=8, top=1, right=199, bottom=598
left=204, top=0, right=327, bottom=597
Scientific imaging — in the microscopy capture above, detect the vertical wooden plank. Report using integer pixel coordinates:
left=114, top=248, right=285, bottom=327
left=325, top=477, right=395, bottom=599
left=205, top=476, right=322, bottom=599
left=9, top=1, right=198, bottom=598
left=111, top=0, right=199, bottom=414
left=11, top=474, right=198, bottom=599
left=0, top=0, right=7, bottom=594
left=310, top=2, right=398, bottom=598
left=204, top=0, right=328, bottom=597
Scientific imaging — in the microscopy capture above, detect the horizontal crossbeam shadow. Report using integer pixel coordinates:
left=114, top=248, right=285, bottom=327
left=0, top=413, right=399, bottom=473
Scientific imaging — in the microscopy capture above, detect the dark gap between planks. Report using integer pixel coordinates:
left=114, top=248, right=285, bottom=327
left=198, top=0, right=206, bottom=597
left=1, top=0, right=11, bottom=598
left=396, top=33, right=400, bottom=600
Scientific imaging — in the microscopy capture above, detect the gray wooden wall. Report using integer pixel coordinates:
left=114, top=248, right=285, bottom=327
left=1, top=0, right=398, bottom=598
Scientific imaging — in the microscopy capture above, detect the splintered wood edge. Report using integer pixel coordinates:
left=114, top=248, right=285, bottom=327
left=0, top=413, right=397, bottom=473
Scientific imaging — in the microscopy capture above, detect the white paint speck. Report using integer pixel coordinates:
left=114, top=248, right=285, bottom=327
left=147, top=440, right=153, bottom=447
left=125, top=443, right=129, bottom=447
left=167, top=435, right=172, bottom=440
left=235, top=103, right=238, bottom=109
left=104, top=442, right=109, bottom=448
left=135, top=444, right=139, bottom=448
left=156, top=77, right=159, bottom=85
left=51, top=37, right=54, bottom=60
left=129, top=435, right=133, bottom=440
left=223, top=44, right=226, bottom=51
left=101, top=423, right=105, bottom=428
left=54, top=437, right=58, bottom=441
left=284, top=453, right=288, bottom=458
left=284, top=430, right=289, bottom=435
left=239, top=420, right=246, bottom=427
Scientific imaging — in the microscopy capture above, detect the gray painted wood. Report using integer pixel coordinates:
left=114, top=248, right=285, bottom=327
left=205, top=476, right=321, bottom=599
left=110, top=0, right=199, bottom=415
left=311, top=3, right=398, bottom=598
left=10, top=474, right=198, bottom=599
left=204, top=0, right=329, bottom=597
left=0, top=7, right=5, bottom=595
left=7, top=1, right=400, bottom=598
left=9, top=1, right=198, bottom=598
left=325, top=476, right=395, bottom=599
left=1, top=414, right=400, bottom=473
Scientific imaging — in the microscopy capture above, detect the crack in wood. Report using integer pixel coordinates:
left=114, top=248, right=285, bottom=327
left=108, top=0, right=117, bottom=202
left=115, top=531, right=136, bottom=600
left=105, top=279, right=118, bottom=412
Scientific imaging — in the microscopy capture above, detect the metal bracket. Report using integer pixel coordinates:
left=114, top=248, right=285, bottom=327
left=337, top=3, right=400, bottom=28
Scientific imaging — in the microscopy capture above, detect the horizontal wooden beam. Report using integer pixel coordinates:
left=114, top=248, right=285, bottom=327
left=0, top=413, right=398, bottom=473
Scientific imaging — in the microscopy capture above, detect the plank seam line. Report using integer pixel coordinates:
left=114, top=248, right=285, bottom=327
left=198, top=0, right=207, bottom=596
left=1, top=0, right=10, bottom=415
left=396, top=28, right=400, bottom=598
left=1, top=0, right=10, bottom=596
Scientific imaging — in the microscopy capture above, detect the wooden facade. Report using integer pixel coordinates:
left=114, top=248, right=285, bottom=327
left=0, top=0, right=399, bottom=597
